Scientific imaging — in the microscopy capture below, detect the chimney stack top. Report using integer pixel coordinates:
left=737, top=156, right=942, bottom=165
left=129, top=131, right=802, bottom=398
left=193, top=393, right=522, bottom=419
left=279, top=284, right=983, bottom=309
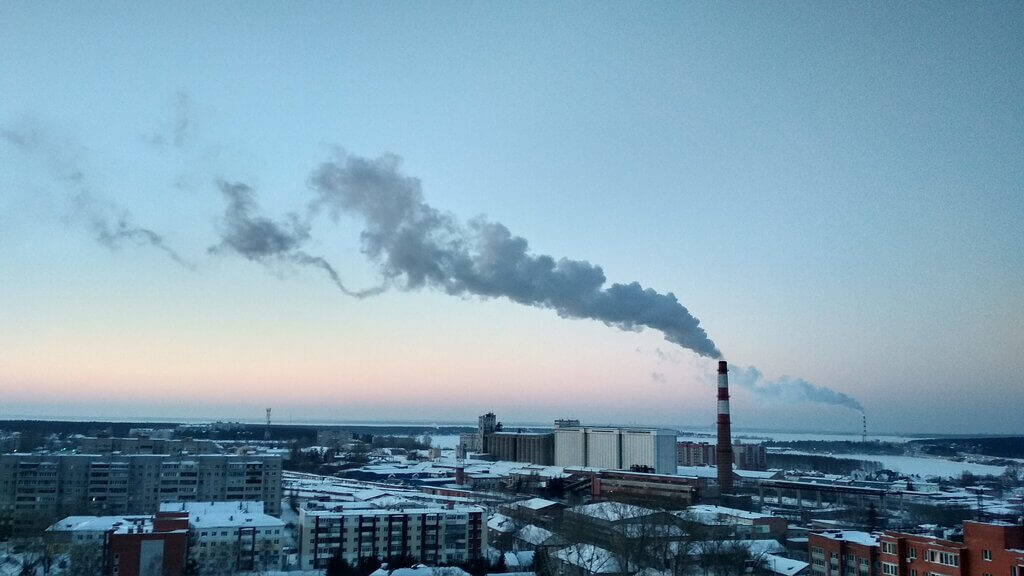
left=718, top=361, right=728, bottom=374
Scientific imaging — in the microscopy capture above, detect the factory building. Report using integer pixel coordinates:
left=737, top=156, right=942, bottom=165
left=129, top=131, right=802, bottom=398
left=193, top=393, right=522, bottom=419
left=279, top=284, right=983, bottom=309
left=298, top=504, right=486, bottom=570
left=678, top=440, right=766, bottom=471
left=487, top=431, right=555, bottom=465
left=553, top=426, right=677, bottom=474
left=0, top=453, right=282, bottom=536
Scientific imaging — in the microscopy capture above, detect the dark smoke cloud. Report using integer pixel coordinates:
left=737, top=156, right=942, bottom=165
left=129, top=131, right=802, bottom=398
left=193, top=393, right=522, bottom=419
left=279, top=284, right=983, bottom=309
left=306, top=152, right=721, bottom=358
left=210, top=179, right=383, bottom=298
left=729, top=365, right=863, bottom=412
left=1, top=119, right=192, bottom=268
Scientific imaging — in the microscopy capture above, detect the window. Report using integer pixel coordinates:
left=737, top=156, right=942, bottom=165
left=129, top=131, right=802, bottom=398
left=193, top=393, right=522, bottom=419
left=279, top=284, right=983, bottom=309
left=883, top=542, right=898, bottom=555
left=926, top=551, right=959, bottom=567
left=984, top=550, right=992, bottom=562
left=883, top=563, right=899, bottom=575
left=910, top=549, right=918, bottom=560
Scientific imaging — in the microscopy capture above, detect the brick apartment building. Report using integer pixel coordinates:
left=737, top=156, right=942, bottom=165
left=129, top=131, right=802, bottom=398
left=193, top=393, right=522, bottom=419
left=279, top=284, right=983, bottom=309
left=811, top=522, right=1024, bottom=576
left=677, top=440, right=767, bottom=470
left=809, top=530, right=880, bottom=576
left=879, top=521, right=1024, bottom=576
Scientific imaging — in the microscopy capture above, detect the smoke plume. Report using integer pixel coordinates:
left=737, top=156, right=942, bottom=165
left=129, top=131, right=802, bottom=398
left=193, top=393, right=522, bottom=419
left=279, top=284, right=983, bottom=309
left=210, top=179, right=383, bottom=298
left=1, top=119, right=192, bottom=268
left=306, top=152, right=721, bottom=358
left=728, top=365, right=863, bottom=412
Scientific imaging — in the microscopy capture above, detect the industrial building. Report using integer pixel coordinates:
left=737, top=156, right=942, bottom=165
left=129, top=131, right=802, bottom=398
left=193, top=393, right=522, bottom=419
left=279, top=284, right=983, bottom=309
left=297, top=504, right=487, bottom=570
left=553, top=426, right=677, bottom=474
left=0, top=453, right=282, bottom=536
left=488, top=431, right=555, bottom=465
left=591, top=469, right=702, bottom=508
left=680, top=504, right=788, bottom=539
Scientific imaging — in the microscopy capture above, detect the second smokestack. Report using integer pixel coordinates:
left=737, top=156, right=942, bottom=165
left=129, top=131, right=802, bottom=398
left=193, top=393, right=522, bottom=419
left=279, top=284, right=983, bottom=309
left=717, top=360, right=734, bottom=495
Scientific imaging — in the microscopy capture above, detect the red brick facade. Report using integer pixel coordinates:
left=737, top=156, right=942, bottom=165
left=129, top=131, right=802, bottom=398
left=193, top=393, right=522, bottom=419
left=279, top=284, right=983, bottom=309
left=809, top=531, right=880, bottom=576
left=813, top=522, right=1024, bottom=576
left=106, top=512, right=188, bottom=576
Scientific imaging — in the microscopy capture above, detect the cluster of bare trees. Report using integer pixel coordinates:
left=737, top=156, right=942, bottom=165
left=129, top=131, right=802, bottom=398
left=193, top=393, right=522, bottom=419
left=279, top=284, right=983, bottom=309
left=516, top=503, right=771, bottom=576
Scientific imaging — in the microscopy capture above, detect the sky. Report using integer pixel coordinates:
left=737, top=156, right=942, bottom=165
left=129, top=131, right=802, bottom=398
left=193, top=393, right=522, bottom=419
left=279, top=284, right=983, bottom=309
left=1, top=2, right=1022, bottom=434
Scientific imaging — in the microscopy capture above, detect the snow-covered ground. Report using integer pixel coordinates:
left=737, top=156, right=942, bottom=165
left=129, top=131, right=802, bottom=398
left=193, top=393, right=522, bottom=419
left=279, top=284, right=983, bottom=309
left=779, top=451, right=1006, bottom=478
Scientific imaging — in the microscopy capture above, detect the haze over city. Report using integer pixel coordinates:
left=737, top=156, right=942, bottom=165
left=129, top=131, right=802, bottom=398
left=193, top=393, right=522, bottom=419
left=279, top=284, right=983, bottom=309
left=2, top=3, right=1022, bottom=434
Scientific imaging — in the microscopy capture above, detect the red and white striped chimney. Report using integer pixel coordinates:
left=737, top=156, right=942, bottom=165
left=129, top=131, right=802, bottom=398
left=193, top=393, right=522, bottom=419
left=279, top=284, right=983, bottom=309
left=716, top=360, right=734, bottom=495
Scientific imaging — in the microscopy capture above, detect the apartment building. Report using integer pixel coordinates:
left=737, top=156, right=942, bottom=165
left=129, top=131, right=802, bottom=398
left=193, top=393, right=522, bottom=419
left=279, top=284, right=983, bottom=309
left=161, top=501, right=286, bottom=575
left=677, top=440, right=767, bottom=470
left=808, top=531, right=880, bottom=576
left=878, top=521, right=1024, bottom=576
left=298, top=504, right=487, bottom=570
left=0, top=453, right=282, bottom=535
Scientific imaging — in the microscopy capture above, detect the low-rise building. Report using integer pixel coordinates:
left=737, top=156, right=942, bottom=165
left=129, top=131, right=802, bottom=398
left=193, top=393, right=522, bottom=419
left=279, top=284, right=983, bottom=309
left=46, top=511, right=190, bottom=576
left=161, top=501, right=286, bottom=575
left=680, top=504, right=788, bottom=540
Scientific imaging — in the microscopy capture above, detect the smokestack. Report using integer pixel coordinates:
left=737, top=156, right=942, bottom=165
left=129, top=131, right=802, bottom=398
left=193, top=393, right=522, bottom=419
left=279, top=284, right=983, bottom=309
left=717, top=360, right=734, bottom=496
left=861, top=413, right=867, bottom=443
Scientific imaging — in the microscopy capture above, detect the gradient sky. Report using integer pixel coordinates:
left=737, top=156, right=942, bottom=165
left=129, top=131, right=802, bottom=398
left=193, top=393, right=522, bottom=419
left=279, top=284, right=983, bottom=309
left=1, top=2, right=1022, bottom=434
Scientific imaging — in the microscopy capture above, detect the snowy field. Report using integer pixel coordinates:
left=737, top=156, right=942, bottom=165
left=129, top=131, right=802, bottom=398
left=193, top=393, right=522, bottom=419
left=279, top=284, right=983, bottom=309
left=779, top=450, right=1006, bottom=478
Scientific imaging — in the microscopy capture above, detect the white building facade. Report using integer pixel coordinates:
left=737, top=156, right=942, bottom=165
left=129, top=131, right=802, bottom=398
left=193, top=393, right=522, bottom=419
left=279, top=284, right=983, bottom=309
left=553, top=427, right=676, bottom=474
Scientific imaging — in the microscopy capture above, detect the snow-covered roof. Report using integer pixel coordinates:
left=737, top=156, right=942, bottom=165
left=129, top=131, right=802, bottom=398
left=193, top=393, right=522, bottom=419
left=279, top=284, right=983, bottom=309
left=764, top=554, right=809, bottom=576
left=48, top=515, right=156, bottom=534
left=570, top=501, right=657, bottom=522
left=516, top=524, right=554, bottom=546
left=505, top=550, right=536, bottom=568
left=160, top=501, right=284, bottom=529
left=816, top=531, right=879, bottom=547
left=682, top=505, right=776, bottom=523
left=488, top=513, right=517, bottom=533
left=514, top=497, right=561, bottom=511
left=369, top=565, right=471, bottom=576
left=553, top=545, right=623, bottom=574
left=303, top=504, right=483, bottom=518
left=676, top=466, right=719, bottom=479
left=694, top=540, right=786, bottom=556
